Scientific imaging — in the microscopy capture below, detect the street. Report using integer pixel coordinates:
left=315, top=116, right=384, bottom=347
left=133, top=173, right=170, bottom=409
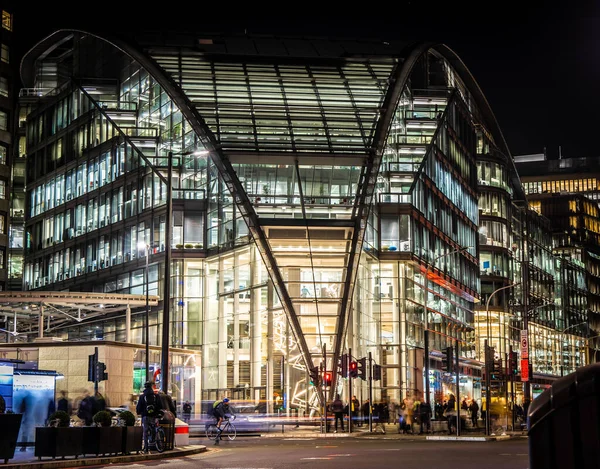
left=105, top=437, right=529, bottom=469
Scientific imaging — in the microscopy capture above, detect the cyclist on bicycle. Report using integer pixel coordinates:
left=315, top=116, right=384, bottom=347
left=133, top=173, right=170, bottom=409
left=136, top=381, right=163, bottom=453
left=212, top=398, right=232, bottom=444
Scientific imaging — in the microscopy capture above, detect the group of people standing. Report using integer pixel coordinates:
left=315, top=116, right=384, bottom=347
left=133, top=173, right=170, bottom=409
left=327, top=395, right=394, bottom=432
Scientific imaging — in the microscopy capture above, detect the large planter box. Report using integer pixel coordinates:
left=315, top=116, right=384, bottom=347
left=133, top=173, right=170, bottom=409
left=122, top=426, right=143, bottom=454
left=82, top=427, right=123, bottom=456
left=34, top=427, right=83, bottom=460
left=0, top=414, right=22, bottom=463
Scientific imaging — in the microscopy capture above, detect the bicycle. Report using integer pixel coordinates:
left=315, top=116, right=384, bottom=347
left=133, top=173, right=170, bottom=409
left=145, top=411, right=166, bottom=453
left=205, top=414, right=236, bottom=441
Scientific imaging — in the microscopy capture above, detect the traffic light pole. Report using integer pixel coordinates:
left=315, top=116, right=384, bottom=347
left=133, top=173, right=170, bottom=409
left=368, top=351, right=373, bottom=433
left=485, top=339, right=491, bottom=436
left=348, top=348, right=352, bottom=434
left=455, top=340, right=460, bottom=436
left=510, top=345, right=515, bottom=430
left=93, top=346, right=99, bottom=394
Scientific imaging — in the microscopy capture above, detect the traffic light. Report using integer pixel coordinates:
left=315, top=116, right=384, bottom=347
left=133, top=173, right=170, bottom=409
left=509, top=351, right=518, bottom=375
left=309, top=367, right=320, bottom=386
left=349, top=361, right=358, bottom=378
left=88, top=354, right=96, bottom=382
left=340, top=353, right=348, bottom=378
left=442, top=346, right=454, bottom=372
left=95, top=361, right=108, bottom=382
left=357, top=357, right=367, bottom=380
left=322, top=371, right=333, bottom=387
left=373, top=364, right=382, bottom=381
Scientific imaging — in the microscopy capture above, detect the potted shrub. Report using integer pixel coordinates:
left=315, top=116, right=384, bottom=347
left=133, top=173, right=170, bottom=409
left=35, top=411, right=83, bottom=460
left=184, top=243, right=193, bottom=249
left=120, top=411, right=143, bottom=454
left=83, top=411, right=122, bottom=456
left=0, top=413, right=22, bottom=463
left=175, top=244, right=184, bottom=249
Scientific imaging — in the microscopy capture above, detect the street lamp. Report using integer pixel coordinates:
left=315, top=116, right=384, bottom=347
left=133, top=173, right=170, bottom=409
left=424, top=245, right=474, bottom=407
left=138, top=241, right=150, bottom=381
left=484, top=281, right=520, bottom=436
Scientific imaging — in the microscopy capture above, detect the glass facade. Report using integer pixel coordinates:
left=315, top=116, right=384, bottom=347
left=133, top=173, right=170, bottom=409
left=7, top=31, right=591, bottom=417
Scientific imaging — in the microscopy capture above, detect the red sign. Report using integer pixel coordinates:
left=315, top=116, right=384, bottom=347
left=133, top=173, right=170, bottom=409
left=521, top=359, right=529, bottom=382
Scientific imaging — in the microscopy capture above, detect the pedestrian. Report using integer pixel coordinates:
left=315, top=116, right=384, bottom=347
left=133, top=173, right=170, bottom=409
left=469, top=399, right=479, bottom=428
left=406, top=397, right=415, bottom=433
left=419, top=398, right=432, bottom=434
left=331, top=394, right=345, bottom=432
left=57, top=390, right=72, bottom=415
left=182, top=400, right=192, bottom=424
left=77, top=391, right=96, bottom=426
left=158, top=390, right=177, bottom=418
left=351, top=396, right=360, bottom=427
left=461, top=397, right=469, bottom=411
left=360, top=399, right=370, bottom=426
left=94, top=391, right=106, bottom=411
left=397, top=400, right=407, bottom=433
left=373, top=402, right=386, bottom=434
left=136, top=381, right=163, bottom=453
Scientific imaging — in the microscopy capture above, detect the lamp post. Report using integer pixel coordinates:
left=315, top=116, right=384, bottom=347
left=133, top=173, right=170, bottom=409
left=484, top=282, right=520, bottom=436
left=138, top=241, right=150, bottom=381
left=424, top=245, right=474, bottom=408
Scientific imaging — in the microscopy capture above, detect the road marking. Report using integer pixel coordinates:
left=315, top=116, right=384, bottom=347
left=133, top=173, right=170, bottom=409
left=302, top=457, right=332, bottom=460
left=284, top=438, right=316, bottom=441
left=328, top=454, right=353, bottom=457
left=316, top=445, right=337, bottom=448
left=381, top=448, right=401, bottom=451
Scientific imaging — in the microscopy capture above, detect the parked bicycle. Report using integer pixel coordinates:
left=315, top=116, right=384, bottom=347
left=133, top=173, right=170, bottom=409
left=146, top=410, right=166, bottom=453
left=205, top=414, right=237, bottom=441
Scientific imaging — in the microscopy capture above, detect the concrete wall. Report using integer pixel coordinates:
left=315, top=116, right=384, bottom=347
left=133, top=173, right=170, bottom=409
left=38, top=343, right=134, bottom=410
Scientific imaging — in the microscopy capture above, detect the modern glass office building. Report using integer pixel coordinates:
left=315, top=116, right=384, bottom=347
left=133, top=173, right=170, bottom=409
left=9, top=30, right=589, bottom=412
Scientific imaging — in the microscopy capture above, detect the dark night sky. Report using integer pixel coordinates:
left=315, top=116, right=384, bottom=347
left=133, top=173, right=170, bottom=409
left=11, top=2, right=600, bottom=159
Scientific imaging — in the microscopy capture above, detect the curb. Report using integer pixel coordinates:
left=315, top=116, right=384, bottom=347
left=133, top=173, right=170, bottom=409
left=2, top=445, right=207, bottom=469
left=427, top=435, right=512, bottom=442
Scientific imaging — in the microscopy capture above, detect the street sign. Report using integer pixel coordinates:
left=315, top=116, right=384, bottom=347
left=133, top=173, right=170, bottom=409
left=521, top=358, right=529, bottom=381
left=520, top=330, right=528, bottom=359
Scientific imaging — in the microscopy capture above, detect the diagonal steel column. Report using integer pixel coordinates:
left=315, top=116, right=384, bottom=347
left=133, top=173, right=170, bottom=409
left=117, top=44, right=315, bottom=372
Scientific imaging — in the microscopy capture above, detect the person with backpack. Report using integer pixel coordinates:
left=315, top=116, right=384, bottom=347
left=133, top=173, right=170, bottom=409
left=136, top=381, right=162, bottom=453
left=211, top=398, right=231, bottom=445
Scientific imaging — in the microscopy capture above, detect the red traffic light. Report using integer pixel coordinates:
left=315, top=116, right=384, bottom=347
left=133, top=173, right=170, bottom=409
left=323, top=371, right=333, bottom=386
left=349, top=361, right=358, bottom=378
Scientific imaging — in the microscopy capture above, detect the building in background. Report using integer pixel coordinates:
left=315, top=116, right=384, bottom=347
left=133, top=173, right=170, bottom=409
left=0, top=29, right=591, bottom=417
left=516, top=154, right=600, bottom=368
left=0, top=7, right=15, bottom=293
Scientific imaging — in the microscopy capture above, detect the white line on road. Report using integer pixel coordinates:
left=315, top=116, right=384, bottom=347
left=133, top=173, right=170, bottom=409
left=302, top=457, right=332, bottom=460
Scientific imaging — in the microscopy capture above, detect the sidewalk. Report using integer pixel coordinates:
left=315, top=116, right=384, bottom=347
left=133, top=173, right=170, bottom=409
left=234, top=423, right=527, bottom=440
left=2, top=444, right=207, bottom=469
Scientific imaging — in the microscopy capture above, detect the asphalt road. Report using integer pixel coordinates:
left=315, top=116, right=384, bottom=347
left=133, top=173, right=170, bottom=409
left=106, top=436, right=530, bottom=469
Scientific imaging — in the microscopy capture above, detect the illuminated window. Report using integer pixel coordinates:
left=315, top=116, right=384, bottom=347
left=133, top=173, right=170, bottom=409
left=0, top=77, right=7, bottom=98
left=0, top=180, right=5, bottom=198
left=1, top=11, right=11, bottom=31
left=0, top=44, right=8, bottom=63
left=0, top=110, right=7, bottom=130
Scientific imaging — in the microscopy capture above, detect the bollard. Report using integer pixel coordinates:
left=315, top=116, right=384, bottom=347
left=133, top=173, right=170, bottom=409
left=174, top=418, right=189, bottom=446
